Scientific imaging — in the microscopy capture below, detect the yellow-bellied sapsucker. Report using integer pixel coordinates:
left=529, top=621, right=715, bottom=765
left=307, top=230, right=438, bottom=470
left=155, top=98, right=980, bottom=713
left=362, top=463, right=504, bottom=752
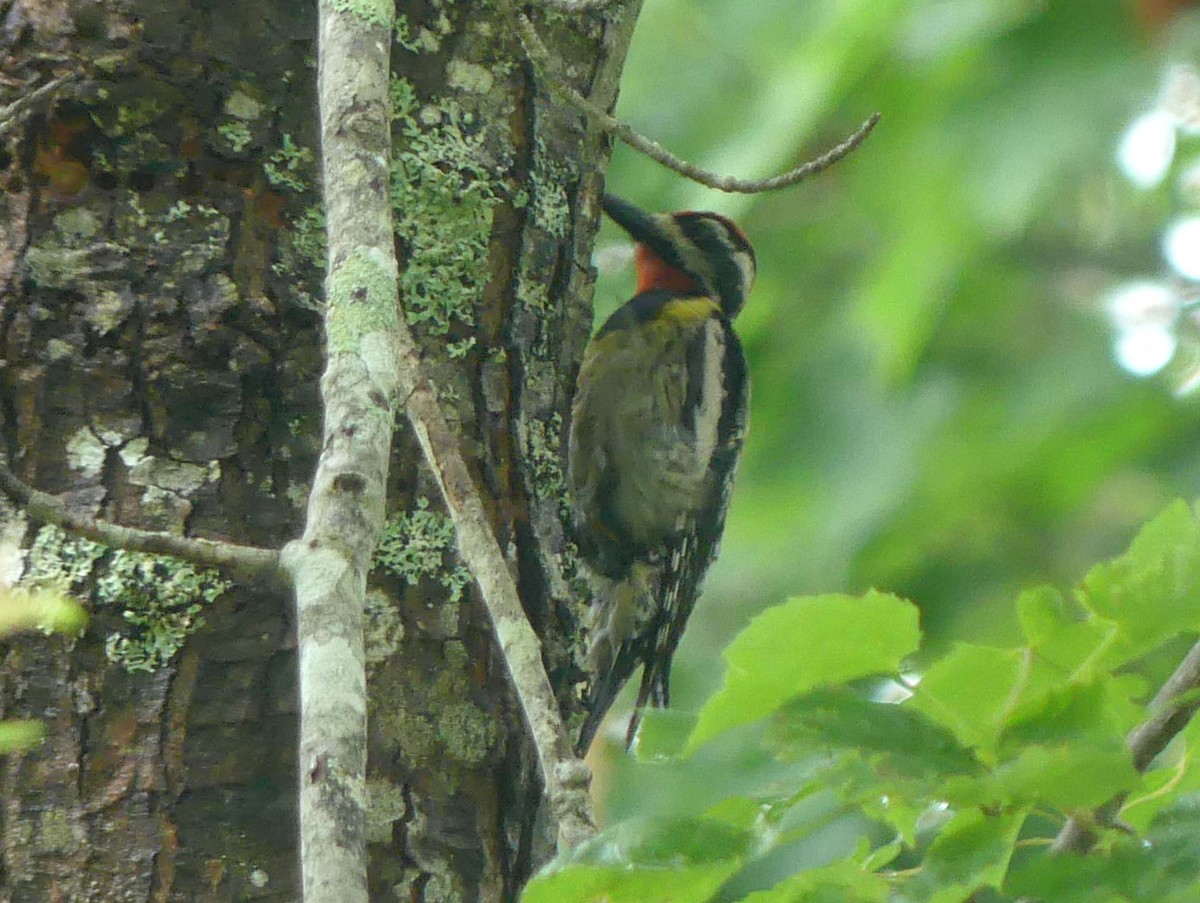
left=569, top=193, right=755, bottom=751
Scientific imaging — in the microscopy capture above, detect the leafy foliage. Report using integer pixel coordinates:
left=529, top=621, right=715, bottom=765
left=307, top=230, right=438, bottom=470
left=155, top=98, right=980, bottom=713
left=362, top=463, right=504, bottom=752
left=528, top=501, right=1200, bottom=901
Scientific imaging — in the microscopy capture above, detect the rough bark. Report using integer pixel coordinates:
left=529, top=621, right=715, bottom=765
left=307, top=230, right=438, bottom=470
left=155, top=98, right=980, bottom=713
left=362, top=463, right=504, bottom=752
left=0, top=0, right=639, bottom=899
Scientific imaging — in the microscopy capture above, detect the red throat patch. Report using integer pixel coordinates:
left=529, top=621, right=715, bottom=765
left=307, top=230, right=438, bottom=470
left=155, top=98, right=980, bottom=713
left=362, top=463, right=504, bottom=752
left=635, top=244, right=702, bottom=295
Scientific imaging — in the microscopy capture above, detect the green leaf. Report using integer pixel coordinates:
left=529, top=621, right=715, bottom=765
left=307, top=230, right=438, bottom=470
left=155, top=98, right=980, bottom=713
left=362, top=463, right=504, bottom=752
left=993, top=745, right=1140, bottom=810
left=859, top=837, right=903, bottom=872
left=1016, top=585, right=1116, bottom=679
left=702, top=796, right=765, bottom=831
left=1006, top=803, right=1200, bottom=903
left=766, top=687, right=981, bottom=783
left=739, top=859, right=890, bottom=903
left=901, top=807, right=1026, bottom=902
left=525, top=816, right=748, bottom=903
left=521, top=864, right=738, bottom=903
left=860, top=792, right=928, bottom=847
left=0, top=719, right=46, bottom=753
left=523, top=817, right=750, bottom=903
left=1077, top=500, right=1200, bottom=668
left=636, top=707, right=696, bottom=761
left=998, top=678, right=1142, bottom=755
left=908, top=644, right=1030, bottom=760
left=0, top=587, right=87, bottom=636
left=688, top=592, right=920, bottom=751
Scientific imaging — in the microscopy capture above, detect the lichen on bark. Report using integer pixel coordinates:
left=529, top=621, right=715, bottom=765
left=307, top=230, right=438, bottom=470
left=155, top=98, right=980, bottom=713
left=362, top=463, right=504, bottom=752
left=0, top=0, right=641, bottom=895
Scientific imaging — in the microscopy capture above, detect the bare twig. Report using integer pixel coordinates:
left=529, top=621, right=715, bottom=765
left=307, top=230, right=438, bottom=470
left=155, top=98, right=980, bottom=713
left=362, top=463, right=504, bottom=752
left=0, top=74, right=79, bottom=139
left=515, top=11, right=880, bottom=193
left=0, top=457, right=280, bottom=579
left=1051, top=639, right=1200, bottom=854
left=539, top=0, right=615, bottom=11
left=394, top=331, right=596, bottom=852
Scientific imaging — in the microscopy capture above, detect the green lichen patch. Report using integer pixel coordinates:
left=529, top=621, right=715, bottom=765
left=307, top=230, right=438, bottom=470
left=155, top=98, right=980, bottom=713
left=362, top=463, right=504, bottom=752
left=216, top=119, right=253, bottom=154
left=23, top=527, right=227, bottom=670
left=365, top=588, right=405, bottom=665
left=272, top=203, right=327, bottom=311
left=332, top=0, right=392, bottom=28
left=370, top=643, right=497, bottom=773
left=291, top=206, right=327, bottom=268
left=35, top=808, right=77, bottom=853
left=524, top=412, right=568, bottom=511
left=89, top=94, right=164, bottom=138
left=54, top=207, right=102, bottom=240
left=324, top=249, right=400, bottom=354
left=264, top=133, right=315, bottom=193
left=108, top=192, right=229, bottom=278
left=373, top=498, right=469, bottom=603
left=97, top=550, right=230, bottom=673
left=393, top=10, right=451, bottom=53
left=88, top=287, right=136, bottom=335
left=224, top=86, right=264, bottom=122
left=23, top=231, right=129, bottom=292
left=365, top=777, right=407, bottom=843
left=446, top=59, right=493, bottom=95
left=389, top=77, right=503, bottom=338
left=529, top=137, right=572, bottom=239
left=25, top=526, right=105, bottom=591
left=65, top=426, right=108, bottom=478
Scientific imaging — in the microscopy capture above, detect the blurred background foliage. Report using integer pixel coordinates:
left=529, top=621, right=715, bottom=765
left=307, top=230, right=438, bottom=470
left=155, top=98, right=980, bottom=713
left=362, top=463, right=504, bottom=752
left=588, top=0, right=1200, bottom=820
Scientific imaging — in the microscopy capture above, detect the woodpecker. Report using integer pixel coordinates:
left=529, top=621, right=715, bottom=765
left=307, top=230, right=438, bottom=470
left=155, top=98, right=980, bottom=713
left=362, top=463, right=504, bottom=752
left=569, top=193, right=755, bottom=752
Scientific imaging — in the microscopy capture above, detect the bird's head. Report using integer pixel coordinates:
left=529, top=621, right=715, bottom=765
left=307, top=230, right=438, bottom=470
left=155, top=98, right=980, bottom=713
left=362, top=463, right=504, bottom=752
left=602, top=193, right=757, bottom=318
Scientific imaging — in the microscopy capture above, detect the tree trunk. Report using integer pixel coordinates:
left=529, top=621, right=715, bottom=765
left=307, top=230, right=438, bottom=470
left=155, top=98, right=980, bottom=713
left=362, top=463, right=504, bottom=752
left=0, top=0, right=638, bottom=898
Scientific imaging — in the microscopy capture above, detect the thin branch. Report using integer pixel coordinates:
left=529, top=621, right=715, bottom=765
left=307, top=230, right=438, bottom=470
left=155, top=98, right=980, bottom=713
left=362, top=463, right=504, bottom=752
left=1051, top=639, right=1200, bottom=854
left=515, top=11, right=880, bottom=193
left=538, top=0, right=615, bottom=11
left=0, top=457, right=280, bottom=579
left=395, top=334, right=595, bottom=852
left=0, top=74, right=79, bottom=139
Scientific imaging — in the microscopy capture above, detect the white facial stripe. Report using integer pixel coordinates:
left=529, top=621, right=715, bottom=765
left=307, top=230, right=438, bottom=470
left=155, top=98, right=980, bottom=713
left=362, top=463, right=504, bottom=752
left=732, top=249, right=756, bottom=294
left=659, top=214, right=718, bottom=289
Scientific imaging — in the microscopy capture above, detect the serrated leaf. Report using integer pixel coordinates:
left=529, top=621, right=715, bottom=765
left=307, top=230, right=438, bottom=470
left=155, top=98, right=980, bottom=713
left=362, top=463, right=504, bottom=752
left=688, top=592, right=920, bottom=752
left=908, top=644, right=1028, bottom=760
left=739, top=859, right=890, bottom=903
left=636, top=707, right=696, bottom=761
left=1017, top=585, right=1116, bottom=679
left=767, top=687, right=981, bottom=783
left=521, top=863, right=739, bottom=903
left=900, top=807, right=1026, bottom=902
left=859, top=837, right=903, bottom=872
left=1076, top=500, right=1200, bottom=668
left=524, top=817, right=751, bottom=903
left=994, top=745, right=1141, bottom=810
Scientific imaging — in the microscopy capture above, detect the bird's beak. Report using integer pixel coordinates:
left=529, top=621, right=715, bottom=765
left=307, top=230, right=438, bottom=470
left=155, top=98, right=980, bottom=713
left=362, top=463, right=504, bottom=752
left=601, top=193, right=663, bottom=246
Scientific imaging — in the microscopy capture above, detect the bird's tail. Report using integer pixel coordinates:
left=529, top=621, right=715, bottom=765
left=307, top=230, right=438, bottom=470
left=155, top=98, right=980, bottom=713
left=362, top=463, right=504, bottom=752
left=577, top=535, right=709, bottom=752
left=575, top=563, right=657, bottom=754
left=624, top=533, right=705, bottom=744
